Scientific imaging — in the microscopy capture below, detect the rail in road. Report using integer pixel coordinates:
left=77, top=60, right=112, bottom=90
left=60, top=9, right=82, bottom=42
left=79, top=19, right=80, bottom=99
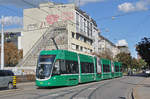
left=0, top=76, right=145, bottom=99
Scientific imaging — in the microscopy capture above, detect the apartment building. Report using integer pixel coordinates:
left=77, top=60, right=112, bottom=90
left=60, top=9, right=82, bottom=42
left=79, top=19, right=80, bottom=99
left=98, top=35, right=120, bottom=58
left=22, top=2, right=100, bottom=56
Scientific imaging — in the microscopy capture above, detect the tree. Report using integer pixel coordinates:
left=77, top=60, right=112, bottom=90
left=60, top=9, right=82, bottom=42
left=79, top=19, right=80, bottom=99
left=131, top=58, right=139, bottom=70
left=0, top=42, right=22, bottom=67
left=115, top=52, right=132, bottom=72
left=98, top=48, right=114, bottom=60
left=136, top=37, right=150, bottom=67
left=138, top=59, right=147, bottom=70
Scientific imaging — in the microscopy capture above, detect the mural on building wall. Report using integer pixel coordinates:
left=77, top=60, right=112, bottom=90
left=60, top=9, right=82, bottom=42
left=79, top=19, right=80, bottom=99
left=46, top=15, right=59, bottom=25
left=46, top=12, right=74, bottom=25
left=27, top=12, right=74, bottom=30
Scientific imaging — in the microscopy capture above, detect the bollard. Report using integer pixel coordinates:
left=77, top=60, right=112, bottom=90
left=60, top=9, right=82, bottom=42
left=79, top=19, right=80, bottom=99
left=13, top=76, right=17, bottom=89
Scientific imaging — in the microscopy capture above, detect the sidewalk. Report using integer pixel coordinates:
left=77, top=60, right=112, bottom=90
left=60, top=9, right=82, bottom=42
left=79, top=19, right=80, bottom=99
left=133, top=77, right=150, bottom=99
left=16, top=81, right=35, bottom=90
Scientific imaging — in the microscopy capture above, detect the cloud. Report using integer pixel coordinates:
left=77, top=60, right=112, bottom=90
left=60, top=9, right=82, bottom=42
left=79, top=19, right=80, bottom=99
left=116, top=39, right=128, bottom=46
left=118, top=0, right=150, bottom=13
left=0, top=16, right=23, bottom=26
left=69, top=0, right=105, bottom=6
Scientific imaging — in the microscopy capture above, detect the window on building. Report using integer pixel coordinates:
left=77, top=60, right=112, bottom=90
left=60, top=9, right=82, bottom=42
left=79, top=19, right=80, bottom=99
left=80, top=36, right=84, bottom=41
left=76, top=13, right=80, bottom=33
left=80, top=16, right=83, bottom=33
left=76, top=34, right=80, bottom=40
left=84, top=19, right=86, bottom=33
left=80, top=46, right=83, bottom=51
left=76, top=25, right=79, bottom=33
left=72, top=43, right=76, bottom=50
left=76, top=45, right=79, bottom=50
left=90, top=23, right=92, bottom=37
left=76, top=12, right=79, bottom=25
left=90, top=50, right=92, bottom=53
left=87, top=21, right=89, bottom=36
left=84, top=38, right=87, bottom=43
left=72, top=32, right=75, bottom=38
left=84, top=47, right=87, bottom=52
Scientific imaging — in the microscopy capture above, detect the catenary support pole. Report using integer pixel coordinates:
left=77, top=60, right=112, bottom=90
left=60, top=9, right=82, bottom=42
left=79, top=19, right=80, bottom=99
left=1, top=16, right=4, bottom=70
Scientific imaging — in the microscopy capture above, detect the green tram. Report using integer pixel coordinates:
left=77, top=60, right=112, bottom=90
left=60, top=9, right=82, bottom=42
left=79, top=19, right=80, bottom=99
left=36, top=50, right=122, bottom=87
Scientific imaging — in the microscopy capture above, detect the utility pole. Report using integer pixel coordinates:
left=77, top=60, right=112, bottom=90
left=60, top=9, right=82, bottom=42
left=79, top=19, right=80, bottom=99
left=1, top=16, right=4, bottom=70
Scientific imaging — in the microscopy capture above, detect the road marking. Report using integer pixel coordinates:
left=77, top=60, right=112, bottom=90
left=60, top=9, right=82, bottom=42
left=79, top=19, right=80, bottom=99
left=88, top=88, right=96, bottom=90
left=49, top=93, right=59, bottom=96
left=0, top=89, right=21, bottom=93
left=73, top=97, right=88, bottom=99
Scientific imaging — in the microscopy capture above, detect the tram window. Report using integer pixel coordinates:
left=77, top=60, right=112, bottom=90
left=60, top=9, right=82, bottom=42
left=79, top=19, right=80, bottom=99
left=60, top=60, right=67, bottom=74
left=65, top=60, right=79, bottom=74
left=115, top=66, right=119, bottom=72
left=53, top=60, right=60, bottom=74
left=103, top=64, right=110, bottom=73
left=89, top=63, right=94, bottom=73
left=81, top=62, right=94, bottom=73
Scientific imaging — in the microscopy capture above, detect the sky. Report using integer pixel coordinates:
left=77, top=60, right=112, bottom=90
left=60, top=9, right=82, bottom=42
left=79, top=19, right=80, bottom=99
left=0, top=0, right=150, bottom=58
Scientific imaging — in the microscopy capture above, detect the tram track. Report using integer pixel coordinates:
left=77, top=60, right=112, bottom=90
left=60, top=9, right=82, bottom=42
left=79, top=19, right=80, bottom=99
left=87, top=80, right=113, bottom=99
left=70, top=79, right=114, bottom=99
left=34, top=78, right=119, bottom=99
left=31, top=80, right=111, bottom=99
left=0, top=77, right=124, bottom=99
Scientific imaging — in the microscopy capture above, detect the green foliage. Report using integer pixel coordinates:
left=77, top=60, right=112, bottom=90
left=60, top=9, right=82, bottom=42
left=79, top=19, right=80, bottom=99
left=115, top=52, right=132, bottom=71
left=138, top=59, right=147, bottom=69
left=0, top=42, right=22, bottom=67
left=131, top=58, right=139, bottom=69
left=115, top=52, right=147, bottom=72
left=98, top=48, right=113, bottom=60
left=136, top=37, right=150, bottom=67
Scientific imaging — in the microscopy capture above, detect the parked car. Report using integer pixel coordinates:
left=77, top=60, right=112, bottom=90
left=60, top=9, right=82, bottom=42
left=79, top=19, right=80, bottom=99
left=0, top=70, right=16, bottom=89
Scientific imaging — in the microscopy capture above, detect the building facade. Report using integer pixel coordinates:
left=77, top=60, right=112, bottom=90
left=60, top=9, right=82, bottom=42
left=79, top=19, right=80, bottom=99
left=98, top=35, right=120, bottom=58
left=22, top=2, right=100, bottom=56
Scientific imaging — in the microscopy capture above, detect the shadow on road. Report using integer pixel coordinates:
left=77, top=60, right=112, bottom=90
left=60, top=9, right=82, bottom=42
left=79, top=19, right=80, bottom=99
left=119, top=96, right=126, bottom=99
left=37, top=86, right=68, bottom=89
left=125, top=72, right=148, bottom=78
left=120, top=73, right=150, bottom=86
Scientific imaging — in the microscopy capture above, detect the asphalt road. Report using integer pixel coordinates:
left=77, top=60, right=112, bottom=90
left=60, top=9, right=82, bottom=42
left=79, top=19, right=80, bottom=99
left=0, top=76, right=145, bottom=99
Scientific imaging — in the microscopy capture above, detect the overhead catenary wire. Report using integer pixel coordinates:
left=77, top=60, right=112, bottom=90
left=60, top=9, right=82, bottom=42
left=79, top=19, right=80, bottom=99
left=0, top=5, right=43, bottom=24
left=1, top=0, right=149, bottom=33
left=95, top=9, right=150, bottom=21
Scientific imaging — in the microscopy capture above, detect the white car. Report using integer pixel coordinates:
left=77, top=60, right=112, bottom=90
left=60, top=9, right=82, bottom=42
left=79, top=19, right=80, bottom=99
left=145, top=70, right=150, bottom=74
left=145, top=70, right=150, bottom=77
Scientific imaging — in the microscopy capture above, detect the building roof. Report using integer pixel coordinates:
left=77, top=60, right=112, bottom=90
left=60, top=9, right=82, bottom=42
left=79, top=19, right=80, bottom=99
left=99, top=35, right=116, bottom=47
